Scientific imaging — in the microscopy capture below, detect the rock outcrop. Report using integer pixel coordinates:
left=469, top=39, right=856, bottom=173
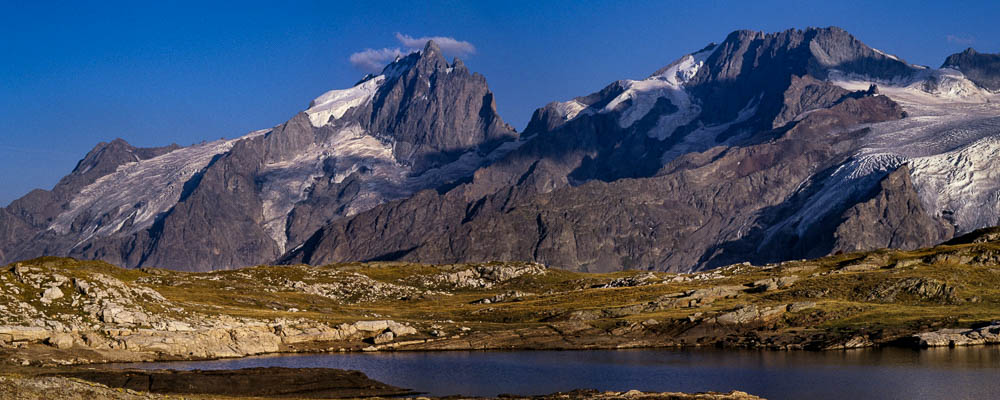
left=913, top=322, right=1000, bottom=347
left=862, top=277, right=958, bottom=303
left=715, top=305, right=786, bottom=325
left=831, top=166, right=954, bottom=254
left=0, top=260, right=424, bottom=362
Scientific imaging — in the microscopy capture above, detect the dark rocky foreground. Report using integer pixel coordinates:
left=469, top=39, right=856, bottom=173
left=44, top=367, right=414, bottom=398
left=0, top=366, right=763, bottom=399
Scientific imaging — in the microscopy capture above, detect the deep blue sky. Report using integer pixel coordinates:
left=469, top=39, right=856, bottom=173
left=2, top=1, right=998, bottom=206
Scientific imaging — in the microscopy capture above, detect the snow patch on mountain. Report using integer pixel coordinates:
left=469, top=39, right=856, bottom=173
left=305, top=76, right=385, bottom=127
left=657, top=47, right=713, bottom=86
left=552, top=100, right=590, bottom=121
left=546, top=47, right=716, bottom=132
left=871, top=48, right=900, bottom=62
left=257, top=124, right=397, bottom=251
left=603, top=47, right=713, bottom=130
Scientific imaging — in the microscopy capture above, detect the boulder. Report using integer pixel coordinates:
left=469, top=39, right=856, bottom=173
left=373, top=331, right=395, bottom=344
left=40, top=287, right=64, bottom=304
left=99, top=305, right=149, bottom=325
left=716, top=305, right=785, bottom=325
left=786, top=302, right=817, bottom=313
left=828, top=335, right=873, bottom=349
left=45, top=333, right=74, bottom=349
left=0, top=326, right=50, bottom=342
left=750, top=276, right=799, bottom=292
left=387, top=322, right=417, bottom=337
left=354, top=320, right=391, bottom=332
left=73, top=279, right=92, bottom=295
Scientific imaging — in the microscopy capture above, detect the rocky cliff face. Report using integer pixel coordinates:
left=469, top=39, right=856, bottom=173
left=0, top=40, right=517, bottom=271
left=365, top=41, right=516, bottom=172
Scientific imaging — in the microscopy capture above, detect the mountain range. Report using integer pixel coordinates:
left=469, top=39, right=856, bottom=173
left=3, top=27, right=999, bottom=272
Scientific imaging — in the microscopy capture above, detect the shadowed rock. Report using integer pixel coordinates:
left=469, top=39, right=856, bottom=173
left=942, top=48, right=1000, bottom=91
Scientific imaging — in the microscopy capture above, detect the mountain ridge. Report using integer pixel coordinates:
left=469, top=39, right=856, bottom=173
left=3, top=28, right=1000, bottom=272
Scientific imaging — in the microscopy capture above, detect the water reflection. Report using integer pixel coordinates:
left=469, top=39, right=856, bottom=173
left=112, top=347, right=1000, bottom=399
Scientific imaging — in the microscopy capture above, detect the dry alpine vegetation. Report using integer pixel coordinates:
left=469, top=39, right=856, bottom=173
left=3, top=229, right=1000, bottom=398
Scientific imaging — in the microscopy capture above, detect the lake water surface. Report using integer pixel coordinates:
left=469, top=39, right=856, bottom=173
left=114, top=347, right=1000, bottom=399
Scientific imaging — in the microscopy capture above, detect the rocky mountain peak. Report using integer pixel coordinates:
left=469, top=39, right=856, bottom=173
left=452, top=57, right=467, bottom=72
left=672, top=26, right=917, bottom=130
left=374, top=40, right=450, bottom=82
left=423, top=39, right=442, bottom=56
left=412, top=40, right=449, bottom=73
left=71, top=138, right=137, bottom=175
left=942, top=48, right=1000, bottom=91
left=366, top=42, right=517, bottom=173
left=64, top=138, right=180, bottom=190
left=694, top=26, right=915, bottom=85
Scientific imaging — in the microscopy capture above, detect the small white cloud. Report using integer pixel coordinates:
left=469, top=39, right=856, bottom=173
left=395, top=33, right=476, bottom=56
left=348, top=34, right=476, bottom=72
left=946, top=34, right=975, bottom=45
left=349, top=47, right=405, bottom=73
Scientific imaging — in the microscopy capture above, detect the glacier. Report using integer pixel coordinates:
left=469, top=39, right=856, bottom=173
left=766, top=65, right=1000, bottom=241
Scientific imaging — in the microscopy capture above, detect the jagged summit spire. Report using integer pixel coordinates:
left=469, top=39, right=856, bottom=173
left=423, top=39, right=442, bottom=55
left=373, top=40, right=450, bottom=81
